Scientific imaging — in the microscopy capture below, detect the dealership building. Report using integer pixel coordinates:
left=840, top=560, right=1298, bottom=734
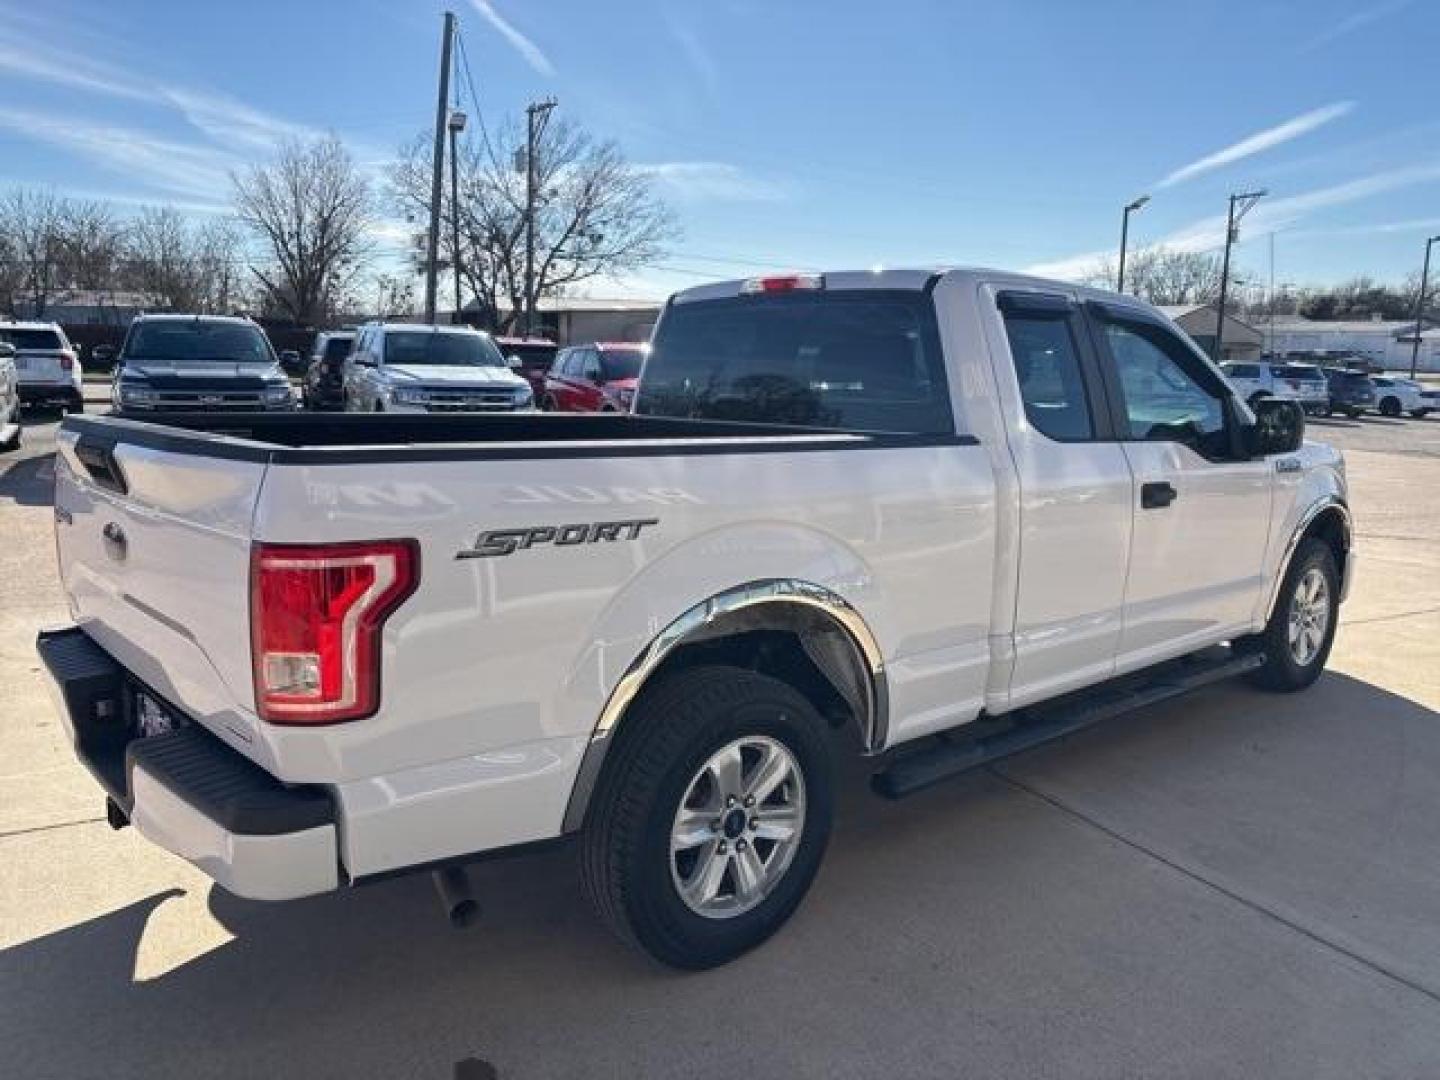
left=1264, top=318, right=1439, bottom=373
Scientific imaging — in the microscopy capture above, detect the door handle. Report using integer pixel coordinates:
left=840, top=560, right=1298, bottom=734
left=1141, top=481, right=1177, bottom=509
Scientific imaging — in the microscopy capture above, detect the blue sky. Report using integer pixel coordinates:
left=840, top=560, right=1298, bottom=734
left=0, top=0, right=1437, bottom=299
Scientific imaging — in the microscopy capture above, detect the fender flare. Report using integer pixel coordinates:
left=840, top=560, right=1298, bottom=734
left=560, top=578, right=887, bottom=833
left=1264, top=497, right=1353, bottom=621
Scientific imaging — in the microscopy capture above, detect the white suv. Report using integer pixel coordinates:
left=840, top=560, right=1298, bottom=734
left=0, top=321, right=82, bottom=413
left=343, top=323, right=534, bottom=413
left=1221, top=360, right=1329, bottom=414
left=0, top=342, right=21, bottom=450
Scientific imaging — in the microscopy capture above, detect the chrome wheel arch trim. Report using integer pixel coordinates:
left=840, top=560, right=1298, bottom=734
left=1264, top=497, right=1352, bottom=622
left=561, top=578, right=887, bottom=834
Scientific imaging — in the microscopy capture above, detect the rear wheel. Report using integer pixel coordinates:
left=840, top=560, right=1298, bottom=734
left=1242, top=537, right=1339, bottom=692
left=1411, top=410, right=1429, bottom=418
left=1380, top=396, right=1401, bottom=417
left=580, top=665, right=835, bottom=969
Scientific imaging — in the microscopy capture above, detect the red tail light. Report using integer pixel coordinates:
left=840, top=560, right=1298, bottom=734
left=741, top=273, right=823, bottom=294
left=250, top=540, right=419, bottom=725
left=59, top=351, right=75, bottom=371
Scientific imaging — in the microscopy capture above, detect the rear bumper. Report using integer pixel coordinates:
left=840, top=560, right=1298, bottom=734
left=18, top=384, right=81, bottom=404
left=36, top=626, right=339, bottom=901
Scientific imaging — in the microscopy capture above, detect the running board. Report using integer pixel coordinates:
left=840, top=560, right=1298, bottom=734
left=872, top=648, right=1265, bottom=800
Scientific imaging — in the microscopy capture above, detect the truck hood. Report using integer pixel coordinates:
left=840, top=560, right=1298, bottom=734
left=121, top=362, right=287, bottom=388
left=385, top=364, right=526, bottom=388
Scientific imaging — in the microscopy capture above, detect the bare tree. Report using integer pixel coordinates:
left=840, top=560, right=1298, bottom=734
left=125, top=206, right=206, bottom=311
left=195, top=217, right=246, bottom=313
left=232, top=135, right=373, bottom=325
left=0, top=187, right=63, bottom=317
left=56, top=200, right=127, bottom=291
left=1084, top=247, right=1225, bottom=307
left=392, top=114, right=675, bottom=331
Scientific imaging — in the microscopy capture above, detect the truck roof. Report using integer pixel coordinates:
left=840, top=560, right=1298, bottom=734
left=669, top=267, right=1148, bottom=311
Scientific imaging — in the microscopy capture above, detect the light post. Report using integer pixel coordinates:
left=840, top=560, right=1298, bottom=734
left=523, top=98, right=557, bottom=336
left=447, top=108, right=467, bottom=324
left=1117, top=195, right=1149, bottom=294
left=423, top=11, right=457, bottom=324
left=1212, top=189, right=1267, bottom=362
left=1409, top=234, right=1440, bottom=378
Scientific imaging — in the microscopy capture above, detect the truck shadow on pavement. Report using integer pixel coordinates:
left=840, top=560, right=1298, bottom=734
left=0, top=451, right=55, bottom=507
left=4, top=671, right=1440, bottom=1079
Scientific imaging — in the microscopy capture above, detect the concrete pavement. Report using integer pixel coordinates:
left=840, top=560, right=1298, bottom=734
left=2, top=407, right=1439, bottom=1079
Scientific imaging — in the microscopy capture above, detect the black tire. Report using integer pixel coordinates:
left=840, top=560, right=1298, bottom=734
left=65, top=393, right=83, bottom=415
left=580, top=665, right=835, bottom=970
left=541, top=394, right=558, bottom=412
left=1380, top=396, right=1401, bottom=418
left=1320, top=403, right=1334, bottom=418
left=1248, top=391, right=1269, bottom=407
left=1242, top=537, right=1339, bottom=692
left=1411, top=410, right=1428, bottom=419
left=1345, top=407, right=1361, bottom=419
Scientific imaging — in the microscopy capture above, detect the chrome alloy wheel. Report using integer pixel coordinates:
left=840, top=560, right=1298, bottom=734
left=670, top=735, right=806, bottom=919
left=1287, top=566, right=1331, bottom=666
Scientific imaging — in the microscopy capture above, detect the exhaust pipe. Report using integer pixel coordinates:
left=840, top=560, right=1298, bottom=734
left=432, top=865, right=479, bottom=929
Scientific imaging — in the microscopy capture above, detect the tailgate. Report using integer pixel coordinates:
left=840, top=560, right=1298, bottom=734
left=54, top=422, right=268, bottom=752
left=15, top=349, right=68, bottom=384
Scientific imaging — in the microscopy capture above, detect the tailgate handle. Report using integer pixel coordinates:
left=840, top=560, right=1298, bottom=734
left=74, top=439, right=128, bottom=495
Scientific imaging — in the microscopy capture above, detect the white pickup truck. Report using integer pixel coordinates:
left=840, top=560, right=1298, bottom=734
left=39, top=268, right=1352, bottom=969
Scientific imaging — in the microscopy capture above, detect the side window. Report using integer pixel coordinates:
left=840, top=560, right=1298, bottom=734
left=581, top=349, right=602, bottom=382
left=1102, top=320, right=1229, bottom=457
left=550, top=348, right=568, bottom=374
left=1000, top=311, right=1095, bottom=441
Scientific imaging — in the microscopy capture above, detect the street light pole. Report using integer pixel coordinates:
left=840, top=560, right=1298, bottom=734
left=1409, top=235, right=1440, bottom=378
left=1212, top=189, right=1267, bottom=362
left=447, top=108, right=467, bottom=324
left=1117, top=195, right=1149, bottom=294
left=523, top=98, right=557, bottom=336
left=424, top=11, right=456, bottom=324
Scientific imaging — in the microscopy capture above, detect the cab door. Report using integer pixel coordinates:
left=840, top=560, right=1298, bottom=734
left=993, top=291, right=1135, bottom=706
left=1087, top=304, right=1273, bottom=672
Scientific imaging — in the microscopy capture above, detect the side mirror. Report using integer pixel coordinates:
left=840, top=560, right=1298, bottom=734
left=1243, top=397, right=1305, bottom=457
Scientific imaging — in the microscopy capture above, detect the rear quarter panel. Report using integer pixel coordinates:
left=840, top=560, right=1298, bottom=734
left=251, top=443, right=998, bottom=819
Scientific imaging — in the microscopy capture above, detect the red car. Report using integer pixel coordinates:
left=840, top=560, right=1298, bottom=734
left=541, top=342, right=646, bottom=412
left=494, top=336, right=559, bottom=398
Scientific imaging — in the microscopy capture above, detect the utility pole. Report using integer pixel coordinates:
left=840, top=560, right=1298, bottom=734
left=1410, top=235, right=1440, bottom=378
left=424, top=11, right=457, bottom=324
left=1212, top=189, right=1266, bottom=362
left=1117, top=195, right=1149, bottom=294
left=448, top=108, right=467, bottom=324
left=523, top=98, right=557, bottom=335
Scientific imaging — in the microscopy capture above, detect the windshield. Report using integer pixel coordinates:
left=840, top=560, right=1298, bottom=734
left=124, top=321, right=273, bottom=364
left=637, top=291, right=952, bottom=433
left=384, top=331, right=504, bottom=367
left=0, top=328, right=63, bottom=351
left=498, top=342, right=557, bottom=369
left=600, top=349, right=645, bottom=381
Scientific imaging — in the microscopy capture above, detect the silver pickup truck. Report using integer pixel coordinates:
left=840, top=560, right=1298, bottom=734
left=39, top=268, right=1350, bottom=968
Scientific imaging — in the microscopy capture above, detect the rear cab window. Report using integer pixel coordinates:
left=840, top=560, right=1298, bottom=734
left=637, top=289, right=953, bottom=434
left=0, top=328, right=64, bottom=351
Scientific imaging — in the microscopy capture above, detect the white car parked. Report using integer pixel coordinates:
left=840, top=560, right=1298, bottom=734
left=343, top=323, right=534, bottom=413
left=0, top=342, right=21, bottom=450
left=1371, top=376, right=1430, bottom=418
left=0, top=321, right=82, bottom=413
left=1219, top=360, right=1329, bottom=413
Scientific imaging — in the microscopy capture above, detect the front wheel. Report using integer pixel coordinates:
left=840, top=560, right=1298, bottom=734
left=1380, top=397, right=1401, bottom=418
left=1411, top=410, right=1429, bottom=419
left=1241, top=537, right=1339, bottom=692
left=580, top=666, right=835, bottom=969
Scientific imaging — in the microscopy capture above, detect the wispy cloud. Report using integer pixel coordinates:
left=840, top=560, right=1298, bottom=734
left=634, top=162, right=789, bottom=202
left=1156, top=102, right=1355, bottom=189
left=467, top=0, right=555, bottom=77
left=662, top=8, right=718, bottom=94
left=0, top=106, right=239, bottom=198
left=1298, top=0, right=1412, bottom=53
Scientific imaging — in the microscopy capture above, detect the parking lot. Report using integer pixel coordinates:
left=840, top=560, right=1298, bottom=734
left=2, top=405, right=1439, bottom=1079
